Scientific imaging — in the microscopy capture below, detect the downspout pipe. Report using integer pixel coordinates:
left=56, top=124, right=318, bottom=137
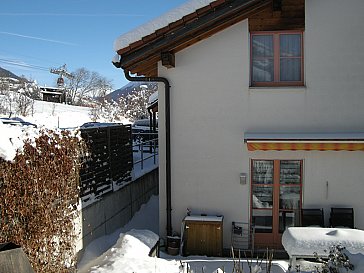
left=123, top=70, right=173, bottom=237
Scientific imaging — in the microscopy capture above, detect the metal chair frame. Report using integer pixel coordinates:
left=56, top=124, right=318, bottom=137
left=231, top=221, right=255, bottom=254
left=301, top=208, right=325, bottom=227
left=330, top=207, right=354, bottom=228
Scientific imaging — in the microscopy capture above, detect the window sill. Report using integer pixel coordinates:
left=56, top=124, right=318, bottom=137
left=249, top=86, right=307, bottom=92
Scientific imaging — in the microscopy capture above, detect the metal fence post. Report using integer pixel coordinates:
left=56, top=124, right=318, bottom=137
left=153, top=139, right=156, bottom=165
left=141, top=142, right=144, bottom=170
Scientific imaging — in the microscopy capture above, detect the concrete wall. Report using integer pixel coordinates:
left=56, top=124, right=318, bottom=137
left=78, top=168, right=158, bottom=256
left=0, top=243, right=34, bottom=273
left=157, top=0, right=364, bottom=248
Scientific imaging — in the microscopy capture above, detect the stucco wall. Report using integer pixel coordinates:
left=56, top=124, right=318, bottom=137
left=158, top=0, right=364, bottom=248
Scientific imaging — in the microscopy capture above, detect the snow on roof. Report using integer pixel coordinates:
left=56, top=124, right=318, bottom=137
left=148, top=91, right=158, bottom=105
left=39, top=86, right=64, bottom=90
left=113, top=0, right=217, bottom=52
left=40, top=90, right=64, bottom=95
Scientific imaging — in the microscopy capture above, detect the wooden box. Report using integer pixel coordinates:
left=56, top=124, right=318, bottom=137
left=183, top=215, right=223, bottom=256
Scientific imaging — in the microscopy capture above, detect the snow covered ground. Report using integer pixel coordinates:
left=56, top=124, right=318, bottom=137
left=28, top=100, right=93, bottom=129
left=76, top=158, right=364, bottom=273
left=76, top=194, right=364, bottom=273
left=1, top=98, right=130, bottom=131
left=26, top=100, right=130, bottom=129
left=77, top=196, right=187, bottom=273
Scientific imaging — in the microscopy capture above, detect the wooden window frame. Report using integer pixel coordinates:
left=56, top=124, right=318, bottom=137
left=250, top=31, right=304, bottom=87
left=250, top=159, right=303, bottom=248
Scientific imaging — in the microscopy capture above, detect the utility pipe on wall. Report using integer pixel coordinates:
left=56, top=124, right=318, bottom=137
left=122, top=69, right=173, bottom=236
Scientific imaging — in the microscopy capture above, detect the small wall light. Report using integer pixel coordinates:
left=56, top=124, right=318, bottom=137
left=239, top=173, right=247, bottom=185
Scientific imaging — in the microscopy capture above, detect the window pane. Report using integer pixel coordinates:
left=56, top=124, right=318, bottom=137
left=252, top=185, right=273, bottom=208
left=252, top=59, right=274, bottom=82
left=252, top=160, right=274, bottom=184
left=252, top=209, right=272, bottom=233
left=280, top=58, right=301, bottom=81
left=279, top=211, right=299, bottom=233
left=280, top=160, right=301, bottom=184
left=280, top=34, right=301, bottom=57
left=252, top=35, right=274, bottom=82
left=252, top=35, right=273, bottom=57
left=279, top=186, right=301, bottom=210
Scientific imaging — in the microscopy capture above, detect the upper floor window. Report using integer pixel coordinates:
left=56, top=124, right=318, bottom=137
left=250, top=31, right=304, bottom=87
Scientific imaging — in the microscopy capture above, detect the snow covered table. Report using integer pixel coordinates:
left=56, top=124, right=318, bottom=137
left=282, top=227, right=364, bottom=267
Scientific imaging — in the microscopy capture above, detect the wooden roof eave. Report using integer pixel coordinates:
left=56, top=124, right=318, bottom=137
left=126, top=55, right=160, bottom=77
left=172, top=2, right=271, bottom=52
left=148, top=100, right=158, bottom=112
left=117, top=0, right=272, bottom=75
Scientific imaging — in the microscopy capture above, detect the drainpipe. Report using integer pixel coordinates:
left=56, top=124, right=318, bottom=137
left=123, top=70, right=173, bottom=237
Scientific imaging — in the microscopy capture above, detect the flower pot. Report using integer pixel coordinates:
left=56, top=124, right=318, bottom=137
left=167, top=246, right=180, bottom=256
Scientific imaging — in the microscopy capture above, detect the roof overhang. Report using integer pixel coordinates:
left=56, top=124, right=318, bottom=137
left=113, top=0, right=272, bottom=76
left=40, top=90, right=64, bottom=95
left=244, top=132, right=364, bottom=151
left=148, top=100, right=158, bottom=113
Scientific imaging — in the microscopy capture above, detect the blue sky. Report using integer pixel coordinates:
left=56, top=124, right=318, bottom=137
left=0, top=0, right=186, bottom=89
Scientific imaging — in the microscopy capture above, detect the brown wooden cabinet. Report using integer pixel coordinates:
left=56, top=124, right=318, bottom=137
left=183, top=215, right=223, bottom=256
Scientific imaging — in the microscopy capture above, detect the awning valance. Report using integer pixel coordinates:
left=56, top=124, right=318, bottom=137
left=244, top=133, right=364, bottom=151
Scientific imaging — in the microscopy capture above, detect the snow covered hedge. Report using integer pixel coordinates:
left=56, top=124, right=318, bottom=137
left=0, top=128, right=86, bottom=273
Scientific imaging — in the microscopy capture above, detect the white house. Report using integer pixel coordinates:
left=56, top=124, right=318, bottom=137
left=113, top=0, right=364, bottom=252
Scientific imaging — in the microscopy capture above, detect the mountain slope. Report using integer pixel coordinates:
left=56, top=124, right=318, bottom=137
left=106, top=81, right=157, bottom=101
left=0, top=66, right=23, bottom=80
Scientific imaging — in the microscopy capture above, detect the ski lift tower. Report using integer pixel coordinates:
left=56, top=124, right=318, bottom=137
left=50, top=64, right=74, bottom=102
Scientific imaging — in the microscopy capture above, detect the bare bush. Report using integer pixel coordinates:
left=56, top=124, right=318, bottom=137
left=0, top=129, right=87, bottom=273
left=314, top=245, right=354, bottom=273
left=15, top=92, right=34, bottom=116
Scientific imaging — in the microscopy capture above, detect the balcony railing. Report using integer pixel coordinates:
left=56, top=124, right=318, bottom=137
left=132, top=132, right=158, bottom=171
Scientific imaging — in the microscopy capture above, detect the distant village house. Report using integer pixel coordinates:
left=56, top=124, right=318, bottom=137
left=40, top=86, right=65, bottom=103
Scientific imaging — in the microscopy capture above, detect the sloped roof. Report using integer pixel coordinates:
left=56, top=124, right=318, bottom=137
left=113, top=0, right=272, bottom=76
left=113, top=0, right=218, bottom=52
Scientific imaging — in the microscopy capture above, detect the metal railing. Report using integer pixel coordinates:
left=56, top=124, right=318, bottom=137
left=132, top=133, right=158, bottom=170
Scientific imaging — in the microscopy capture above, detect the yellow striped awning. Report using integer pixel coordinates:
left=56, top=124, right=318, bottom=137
left=244, top=133, right=364, bottom=151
